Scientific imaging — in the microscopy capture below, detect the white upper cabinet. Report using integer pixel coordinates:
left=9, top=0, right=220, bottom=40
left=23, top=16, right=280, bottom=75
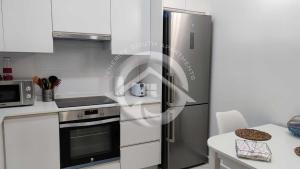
left=111, top=0, right=150, bottom=55
left=52, top=0, right=111, bottom=34
left=164, top=0, right=186, bottom=10
left=0, top=0, right=4, bottom=51
left=2, top=0, right=53, bottom=52
left=4, top=114, right=60, bottom=169
left=164, top=0, right=210, bottom=14
left=186, top=0, right=210, bottom=13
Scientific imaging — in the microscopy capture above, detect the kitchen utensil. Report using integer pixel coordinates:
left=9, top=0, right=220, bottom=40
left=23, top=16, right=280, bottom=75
left=42, top=78, right=49, bottom=89
left=49, top=76, right=58, bottom=89
left=32, top=76, right=42, bottom=88
left=42, top=89, right=54, bottom=102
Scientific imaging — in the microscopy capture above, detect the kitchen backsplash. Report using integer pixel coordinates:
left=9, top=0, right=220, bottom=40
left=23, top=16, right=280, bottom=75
left=0, top=40, right=139, bottom=98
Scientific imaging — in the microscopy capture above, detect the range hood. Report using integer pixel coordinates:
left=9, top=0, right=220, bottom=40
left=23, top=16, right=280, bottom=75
left=53, top=31, right=111, bottom=41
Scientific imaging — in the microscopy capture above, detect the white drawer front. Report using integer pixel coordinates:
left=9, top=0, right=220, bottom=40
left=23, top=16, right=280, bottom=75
left=121, top=141, right=161, bottom=169
left=121, top=116, right=161, bottom=147
left=82, top=161, right=120, bottom=169
left=121, top=104, right=161, bottom=121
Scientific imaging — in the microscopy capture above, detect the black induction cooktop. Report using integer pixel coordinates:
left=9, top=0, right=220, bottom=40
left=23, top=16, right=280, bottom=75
left=55, top=96, right=117, bottom=108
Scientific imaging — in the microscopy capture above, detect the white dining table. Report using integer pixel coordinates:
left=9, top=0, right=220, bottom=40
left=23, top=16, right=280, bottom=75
left=207, top=124, right=300, bottom=169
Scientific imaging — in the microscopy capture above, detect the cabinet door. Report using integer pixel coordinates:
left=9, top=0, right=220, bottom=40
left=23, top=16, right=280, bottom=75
left=186, top=0, right=210, bottom=13
left=52, top=0, right=111, bottom=34
left=4, top=114, right=60, bottom=169
left=2, top=0, right=53, bottom=52
left=0, top=0, right=4, bottom=51
left=111, top=0, right=150, bottom=55
left=121, top=141, right=161, bottom=169
left=164, top=0, right=186, bottom=9
left=121, top=116, right=161, bottom=147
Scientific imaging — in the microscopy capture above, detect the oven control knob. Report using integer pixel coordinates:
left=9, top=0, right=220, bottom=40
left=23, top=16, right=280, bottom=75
left=25, top=86, right=32, bottom=91
left=26, top=94, right=32, bottom=99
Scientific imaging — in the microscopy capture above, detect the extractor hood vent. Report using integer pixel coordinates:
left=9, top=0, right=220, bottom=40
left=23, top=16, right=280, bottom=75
left=53, top=31, right=111, bottom=41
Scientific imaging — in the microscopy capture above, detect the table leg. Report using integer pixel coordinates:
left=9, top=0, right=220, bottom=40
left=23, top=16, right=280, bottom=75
left=209, top=149, right=221, bottom=169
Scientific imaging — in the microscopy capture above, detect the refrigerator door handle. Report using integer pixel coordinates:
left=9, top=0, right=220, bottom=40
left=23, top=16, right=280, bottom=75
left=166, top=113, right=176, bottom=143
left=168, top=74, right=175, bottom=105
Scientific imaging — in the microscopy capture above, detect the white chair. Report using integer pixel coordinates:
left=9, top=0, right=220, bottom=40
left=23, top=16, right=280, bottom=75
left=213, top=110, right=249, bottom=169
left=216, top=110, right=248, bottom=134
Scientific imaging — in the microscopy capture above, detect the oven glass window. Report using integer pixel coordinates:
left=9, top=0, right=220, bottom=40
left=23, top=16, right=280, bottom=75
left=70, top=125, right=112, bottom=160
left=0, top=85, right=20, bottom=103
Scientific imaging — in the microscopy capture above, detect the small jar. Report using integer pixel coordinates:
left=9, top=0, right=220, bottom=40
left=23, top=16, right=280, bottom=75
left=3, top=57, right=13, bottom=81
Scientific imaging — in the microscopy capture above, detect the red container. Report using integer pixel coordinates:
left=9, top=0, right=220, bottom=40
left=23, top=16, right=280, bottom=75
left=2, top=57, right=13, bottom=80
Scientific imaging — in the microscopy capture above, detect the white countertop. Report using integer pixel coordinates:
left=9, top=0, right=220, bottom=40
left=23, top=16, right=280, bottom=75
left=208, top=124, right=300, bottom=169
left=0, top=95, right=161, bottom=118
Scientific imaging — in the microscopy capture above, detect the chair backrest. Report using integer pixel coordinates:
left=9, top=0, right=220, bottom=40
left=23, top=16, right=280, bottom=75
left=216, top=110, right=248, bottom=134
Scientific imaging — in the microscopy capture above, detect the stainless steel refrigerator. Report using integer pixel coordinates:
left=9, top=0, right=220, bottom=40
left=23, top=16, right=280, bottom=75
left=162, top=10, right=212, bottom=169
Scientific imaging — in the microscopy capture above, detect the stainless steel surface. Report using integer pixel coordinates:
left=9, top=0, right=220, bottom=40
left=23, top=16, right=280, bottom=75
left=168, top=105, right=209, bottom=169
left=0, top=80, right=34, bottom=108
left=162, top=11, right=211, bottom=169
left=53, top=31, right=111, bottom=41
left=60, top=117, right=120, bottom=128
left=59, top=106, right=120, bottom=122
left=167, top=11, right=212, bottom=106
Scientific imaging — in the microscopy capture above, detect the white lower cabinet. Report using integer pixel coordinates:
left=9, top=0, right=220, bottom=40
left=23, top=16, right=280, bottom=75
left=82, top=161, right=120, bottom=169
left=121, top=103, right=161, bottom=121
left=121, top=141, right=161, bottom=169
left=4, top=113, right=60, bottom=169
left=121, top=116, right=161, bottom=147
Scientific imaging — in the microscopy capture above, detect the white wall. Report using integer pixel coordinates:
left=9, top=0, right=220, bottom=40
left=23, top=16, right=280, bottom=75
left=210, top=0, right=300, bottom=135
left=0, top=40, right=134, bottom=98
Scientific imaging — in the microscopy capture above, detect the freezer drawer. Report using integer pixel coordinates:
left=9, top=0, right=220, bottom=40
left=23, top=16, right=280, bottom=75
left=121, top=116, right=161, bottom=147
left=121, top=141, right=161, bottom=169
left=167, top=104, right=209, bottom=169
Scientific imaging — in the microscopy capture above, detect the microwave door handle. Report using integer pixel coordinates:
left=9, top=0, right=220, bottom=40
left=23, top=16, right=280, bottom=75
left=60, top=117, right=120, bottom=128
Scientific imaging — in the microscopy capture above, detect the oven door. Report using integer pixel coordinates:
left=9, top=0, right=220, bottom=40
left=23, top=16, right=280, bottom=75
left=60, top=117, right=120, bottom=169
left=0, top=83, right=22, bottom=107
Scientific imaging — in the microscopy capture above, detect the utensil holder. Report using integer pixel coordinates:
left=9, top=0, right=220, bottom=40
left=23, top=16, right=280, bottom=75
left=42, top=89, right=54, bottom=102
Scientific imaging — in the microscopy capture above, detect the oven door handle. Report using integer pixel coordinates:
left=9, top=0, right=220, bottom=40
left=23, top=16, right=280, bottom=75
left=60, top=117, right=120, bottom=128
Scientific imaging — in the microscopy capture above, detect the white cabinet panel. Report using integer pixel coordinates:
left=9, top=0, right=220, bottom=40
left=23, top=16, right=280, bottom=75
left=0, top=0, right=4, bottom=51
left=121, top=103, right=161, bottom=121
left=121, top=141, right=161, bottom=169
left=4, top=114, right=60, bottom=169
left=82, top=161, right=120, bottom=169
left=186, top=0, right=210, bottom=13
left=121, top=116, right=161, bottom=147
left=2, top=0, right=53, bottom=52
left=111, top=0, right=150, bottom=55
left=164, top=0, right=186, bottom=9
left=52, top=0, right=111, bottom=34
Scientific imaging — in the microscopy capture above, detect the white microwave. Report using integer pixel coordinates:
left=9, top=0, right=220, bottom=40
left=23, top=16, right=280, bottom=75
left=0, top=80, right=34, bottom=108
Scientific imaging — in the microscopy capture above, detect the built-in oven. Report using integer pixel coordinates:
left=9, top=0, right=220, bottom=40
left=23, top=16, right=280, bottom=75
left=59, top=107, right=120, bottom=169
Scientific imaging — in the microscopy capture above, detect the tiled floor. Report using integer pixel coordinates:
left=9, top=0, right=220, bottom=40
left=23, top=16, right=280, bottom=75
left=191, top=163, right=210, bottom=169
